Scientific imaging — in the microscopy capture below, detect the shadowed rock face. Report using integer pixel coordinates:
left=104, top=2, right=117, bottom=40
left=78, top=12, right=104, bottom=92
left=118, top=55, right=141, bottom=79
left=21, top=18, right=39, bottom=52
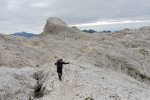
left=1, top=17, right=150, bottom=100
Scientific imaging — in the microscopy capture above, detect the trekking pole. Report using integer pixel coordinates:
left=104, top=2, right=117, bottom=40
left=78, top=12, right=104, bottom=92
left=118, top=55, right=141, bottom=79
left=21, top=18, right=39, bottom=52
left=69, top=61, right=70, bottom=67
left=70, top=62, right=79, bottom=67
left=70, top=62, right=84, bottom=69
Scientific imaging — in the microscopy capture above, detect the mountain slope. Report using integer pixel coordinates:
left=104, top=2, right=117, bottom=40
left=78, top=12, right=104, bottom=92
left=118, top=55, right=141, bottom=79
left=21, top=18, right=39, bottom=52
left=0, top=18, right=150, bottom=100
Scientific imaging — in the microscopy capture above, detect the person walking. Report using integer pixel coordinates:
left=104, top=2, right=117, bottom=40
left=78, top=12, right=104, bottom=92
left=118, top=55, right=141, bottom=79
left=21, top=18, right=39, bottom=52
left=55, top=59, right=70, bottom=81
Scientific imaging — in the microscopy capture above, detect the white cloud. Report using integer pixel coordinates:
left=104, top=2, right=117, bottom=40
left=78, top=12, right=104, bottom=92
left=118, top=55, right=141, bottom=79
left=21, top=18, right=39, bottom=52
left=30, top=2, right=49, bottom=8
left=6, top=0, right=20, bottom=10
left=70, top=20, right=148, bottom=27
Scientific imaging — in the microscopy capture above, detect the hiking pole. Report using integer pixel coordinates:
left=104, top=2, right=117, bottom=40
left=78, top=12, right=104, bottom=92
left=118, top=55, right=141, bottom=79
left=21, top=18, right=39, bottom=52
left=70, top=62, right=85, bottom=69
left=70, top=62, right=79, bottom=67
left=69, top=61, right=70, bottom=67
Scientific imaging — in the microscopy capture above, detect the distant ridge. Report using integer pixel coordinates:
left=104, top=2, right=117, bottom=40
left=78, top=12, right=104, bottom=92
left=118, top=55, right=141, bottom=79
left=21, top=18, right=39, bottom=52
left=11, top=32, right=38, bottom=38
left=83, top=29, right=97, bottom=33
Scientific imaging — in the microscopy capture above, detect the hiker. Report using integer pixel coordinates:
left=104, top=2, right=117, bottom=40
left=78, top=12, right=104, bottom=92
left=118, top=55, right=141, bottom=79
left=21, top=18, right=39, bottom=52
left=55, top=59, right=70, bottom=81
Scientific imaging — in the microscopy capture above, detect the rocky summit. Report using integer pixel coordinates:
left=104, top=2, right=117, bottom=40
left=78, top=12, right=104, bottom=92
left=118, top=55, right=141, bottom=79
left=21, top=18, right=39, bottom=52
left=0, top=17, right=150, bottom=100
left=43, top=17, right=68, bottom=34
left=42, top=17, right=80, bottom=35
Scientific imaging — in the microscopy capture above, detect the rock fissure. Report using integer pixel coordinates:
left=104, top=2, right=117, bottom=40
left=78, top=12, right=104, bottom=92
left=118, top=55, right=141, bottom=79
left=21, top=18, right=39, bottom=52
left=31, top=71, right=46, bottom=99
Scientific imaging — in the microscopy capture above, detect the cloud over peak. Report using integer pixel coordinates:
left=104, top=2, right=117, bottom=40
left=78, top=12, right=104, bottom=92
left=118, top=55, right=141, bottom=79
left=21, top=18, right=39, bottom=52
left=70, top=20, right=148, bottom=27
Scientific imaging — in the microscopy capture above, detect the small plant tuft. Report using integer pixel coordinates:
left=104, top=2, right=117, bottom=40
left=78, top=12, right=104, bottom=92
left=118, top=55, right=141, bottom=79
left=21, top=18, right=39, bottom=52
left=85, top=97, right=94, bottom=100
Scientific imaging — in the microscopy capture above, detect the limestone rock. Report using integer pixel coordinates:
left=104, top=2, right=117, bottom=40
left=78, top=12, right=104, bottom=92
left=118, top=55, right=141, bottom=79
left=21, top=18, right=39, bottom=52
left=42, top=17, right=69, bottom=34
left=140, top=26, right=150, bottom=30
left=0, top=17, right=150, bottom=100
left=0, top=67, right=38, bottom=100
left=42, top=17, right=81, bottom=36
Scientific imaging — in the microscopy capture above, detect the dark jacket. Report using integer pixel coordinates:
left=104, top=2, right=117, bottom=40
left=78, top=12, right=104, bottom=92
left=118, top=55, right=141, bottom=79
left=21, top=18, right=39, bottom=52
left=55, top=61, right=69, bottom=70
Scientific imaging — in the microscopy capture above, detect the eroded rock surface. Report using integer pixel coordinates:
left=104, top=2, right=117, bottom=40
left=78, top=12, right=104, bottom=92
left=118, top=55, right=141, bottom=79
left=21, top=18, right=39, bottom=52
left=0, top=18, right=150, bottom=100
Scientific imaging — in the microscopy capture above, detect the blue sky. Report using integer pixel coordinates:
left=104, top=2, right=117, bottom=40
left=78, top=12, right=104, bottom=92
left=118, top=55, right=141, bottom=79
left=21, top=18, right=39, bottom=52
left=0, top=0, right=150, bottom=34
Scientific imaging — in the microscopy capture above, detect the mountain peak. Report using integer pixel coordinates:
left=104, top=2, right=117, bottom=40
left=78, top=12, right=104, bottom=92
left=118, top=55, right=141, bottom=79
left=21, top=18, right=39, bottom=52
left=42, top=17, right=69, bottom=35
